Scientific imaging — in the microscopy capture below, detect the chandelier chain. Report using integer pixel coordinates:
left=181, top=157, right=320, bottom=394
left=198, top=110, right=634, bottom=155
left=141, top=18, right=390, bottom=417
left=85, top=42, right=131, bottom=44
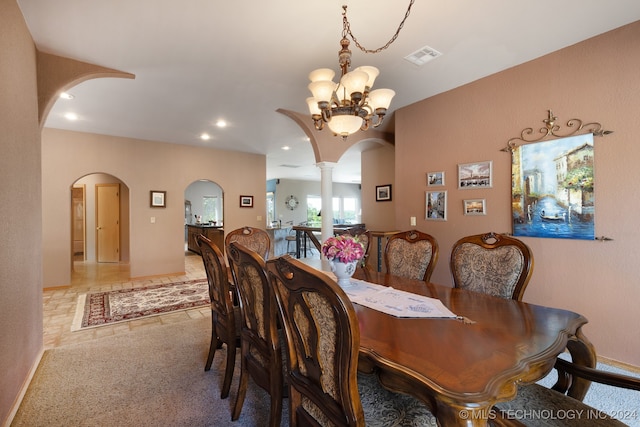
left=341, top=0, right=415, bottom=54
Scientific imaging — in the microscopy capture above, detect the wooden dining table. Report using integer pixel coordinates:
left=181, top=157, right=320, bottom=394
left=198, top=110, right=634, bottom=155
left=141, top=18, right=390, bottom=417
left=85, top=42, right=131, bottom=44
left=303, top=259, right=597, bottom=427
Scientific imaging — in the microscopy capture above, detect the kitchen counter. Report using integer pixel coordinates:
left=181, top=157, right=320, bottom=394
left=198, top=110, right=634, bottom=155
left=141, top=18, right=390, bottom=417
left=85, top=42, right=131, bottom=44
left=186, top=224, right=224, bottom=254
left=265, top=226, right=292, bottom=258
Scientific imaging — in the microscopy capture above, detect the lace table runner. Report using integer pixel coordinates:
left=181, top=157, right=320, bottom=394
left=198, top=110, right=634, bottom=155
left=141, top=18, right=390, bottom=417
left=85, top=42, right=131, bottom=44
left=327, top=275, right=457, bottom=318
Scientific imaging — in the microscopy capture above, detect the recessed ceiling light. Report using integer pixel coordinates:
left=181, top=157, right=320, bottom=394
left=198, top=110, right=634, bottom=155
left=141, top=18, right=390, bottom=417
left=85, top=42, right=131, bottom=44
left=281, top=146, right=291, bottom=150
left=64, top=112, right=78, bottom=121
left=200, top=133, right=211, bottom=140
left=216, top=119, right=227, bottom=128
left=59, top=92, right=74, bottom=100
left=404, top=45, right=442, bottom=66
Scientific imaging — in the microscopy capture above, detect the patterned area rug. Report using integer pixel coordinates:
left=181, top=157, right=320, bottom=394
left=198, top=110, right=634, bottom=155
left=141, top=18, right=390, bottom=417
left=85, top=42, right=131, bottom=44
left=71, top=279, right=209, bottom=331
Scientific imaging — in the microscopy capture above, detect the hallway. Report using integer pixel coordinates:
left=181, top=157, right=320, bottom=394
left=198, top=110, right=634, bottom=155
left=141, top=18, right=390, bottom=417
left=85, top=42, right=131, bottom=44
left=43, top=252, right=208, bottom=349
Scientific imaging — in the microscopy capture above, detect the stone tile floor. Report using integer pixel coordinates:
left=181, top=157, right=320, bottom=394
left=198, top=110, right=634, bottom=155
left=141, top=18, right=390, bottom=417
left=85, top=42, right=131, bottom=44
left=42, top=251, right=210, bottom=349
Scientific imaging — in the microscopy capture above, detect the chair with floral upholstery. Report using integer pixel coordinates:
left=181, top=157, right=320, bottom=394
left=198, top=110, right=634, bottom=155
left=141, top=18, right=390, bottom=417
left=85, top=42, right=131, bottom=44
left=266, top=255, right=437, bottom=427
left=383, top=230, right=439, bottom=282
left=196, top=234, right=240, bottom=399
left=227, top=241, right=284, bottom=427
left=494, top=356, right=640, bottom=426
left=225, top=226, right=271, bottom=261
left=449, top=231, right=533, bottom=300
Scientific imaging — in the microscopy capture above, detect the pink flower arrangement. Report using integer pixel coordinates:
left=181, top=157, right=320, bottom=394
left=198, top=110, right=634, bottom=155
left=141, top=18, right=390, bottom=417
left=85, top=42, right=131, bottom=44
left=321, top=235, right=364, bottom=263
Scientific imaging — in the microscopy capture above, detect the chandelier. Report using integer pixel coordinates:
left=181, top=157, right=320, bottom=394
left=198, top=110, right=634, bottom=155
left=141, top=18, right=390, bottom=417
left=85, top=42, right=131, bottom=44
left=307, top=2, right=414, bottom=139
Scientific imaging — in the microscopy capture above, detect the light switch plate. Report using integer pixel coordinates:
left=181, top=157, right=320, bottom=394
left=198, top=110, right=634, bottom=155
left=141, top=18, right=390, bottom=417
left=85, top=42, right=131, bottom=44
left=410, top=216, right=416, bottom=226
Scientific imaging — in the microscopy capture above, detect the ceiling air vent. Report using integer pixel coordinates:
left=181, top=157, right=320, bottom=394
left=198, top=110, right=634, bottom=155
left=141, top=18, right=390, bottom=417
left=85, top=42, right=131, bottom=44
left=279, top=164, right=301, bottom=168
left=404, top=46, right=442, bottom=66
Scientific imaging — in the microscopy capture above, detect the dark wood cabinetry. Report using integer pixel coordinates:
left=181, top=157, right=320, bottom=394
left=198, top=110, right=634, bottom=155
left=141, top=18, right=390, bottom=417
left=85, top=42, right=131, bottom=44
left=186, top=225, right=224, bottom=255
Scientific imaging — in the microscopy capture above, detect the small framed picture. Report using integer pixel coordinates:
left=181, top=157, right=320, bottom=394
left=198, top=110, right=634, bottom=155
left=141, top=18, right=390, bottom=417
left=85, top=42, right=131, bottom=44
left=463, top=199, right=486, bottom=216
left=458, top=160, right=493, bottom=189
left=427, top=171, right=445, bottom=187
left=376, top=184, right=392, bottom=202
left=150, top=190, right=166, bottom=208
left=426, top=191, right=447, bottom=221
left=239, top=195, right=253, bottom=208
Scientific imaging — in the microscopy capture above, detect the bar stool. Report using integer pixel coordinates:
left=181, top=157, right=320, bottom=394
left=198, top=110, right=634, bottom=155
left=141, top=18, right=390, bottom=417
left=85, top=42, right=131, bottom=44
left=286, top=229, right=315, bottom=257
left=285, top=233, right=297, bottom=255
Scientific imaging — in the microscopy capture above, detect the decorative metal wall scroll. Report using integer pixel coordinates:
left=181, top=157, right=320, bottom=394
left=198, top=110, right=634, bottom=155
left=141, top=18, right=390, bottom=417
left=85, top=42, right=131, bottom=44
left=507, top=110, right=612, bottom=241
left=501, top=110, right=613, bottom=153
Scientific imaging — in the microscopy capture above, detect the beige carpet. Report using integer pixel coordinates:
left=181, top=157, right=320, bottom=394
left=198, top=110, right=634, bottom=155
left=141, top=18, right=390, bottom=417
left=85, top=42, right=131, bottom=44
left=12, top=316, right=276, bottom=426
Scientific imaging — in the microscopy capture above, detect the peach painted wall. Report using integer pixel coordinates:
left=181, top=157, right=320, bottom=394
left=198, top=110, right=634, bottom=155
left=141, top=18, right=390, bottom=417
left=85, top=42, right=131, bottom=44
left=395, top=22, right=640, bottom=366
left=361, top=144, right=396, bottom=271
left=0, top=0, right=43, bottom=423
left=41, top=128, right=266, bottom=287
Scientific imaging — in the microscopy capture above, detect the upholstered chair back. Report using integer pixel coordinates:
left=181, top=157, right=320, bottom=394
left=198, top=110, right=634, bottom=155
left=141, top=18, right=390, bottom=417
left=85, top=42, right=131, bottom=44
left=227, top=241, right=283, bottom=426
left=198, top=234, right=235, bottom=333
left=450, top=232, right=534, bottom=300
left=267, top=255, right=364, bottom=426
left=384, top=230, right=439, bottom=282
left=225, top=226, right=271, bottom=261
left=195, top=234, right=239, bottom=398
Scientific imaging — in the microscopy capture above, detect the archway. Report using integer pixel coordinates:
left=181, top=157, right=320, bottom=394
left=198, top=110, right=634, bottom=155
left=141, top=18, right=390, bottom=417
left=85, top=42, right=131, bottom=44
left=184, top=179, right=224, bottom=253
left=70, top=173, right=130, bottom=284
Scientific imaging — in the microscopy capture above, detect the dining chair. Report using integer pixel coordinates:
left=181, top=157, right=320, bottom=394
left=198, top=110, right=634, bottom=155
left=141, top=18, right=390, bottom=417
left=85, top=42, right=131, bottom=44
left=494, top=357, right=640, bottom=426
left=266, top=255, right=437, bottom=427
left=383, top=230, right=439, bottom=282
left=225, top=226, right=271, bottom=261
left=196, top=234, right=240, bottom=399
left=450, top=231, right=533, bottom=300
left=337, top=227, right=372, bottom=268
left=226, top=241, right=284, bottom=427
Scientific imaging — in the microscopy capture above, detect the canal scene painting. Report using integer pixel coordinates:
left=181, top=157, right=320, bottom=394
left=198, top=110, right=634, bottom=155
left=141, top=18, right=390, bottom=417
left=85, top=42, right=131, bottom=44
left=512, top=133, right=595, bottom=240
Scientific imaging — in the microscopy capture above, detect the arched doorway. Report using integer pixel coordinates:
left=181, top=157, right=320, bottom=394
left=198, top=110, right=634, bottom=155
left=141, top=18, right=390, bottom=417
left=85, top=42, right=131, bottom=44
left=184, top=179, right=224, bottom=252
left=71, top=173, right=130, bottom=284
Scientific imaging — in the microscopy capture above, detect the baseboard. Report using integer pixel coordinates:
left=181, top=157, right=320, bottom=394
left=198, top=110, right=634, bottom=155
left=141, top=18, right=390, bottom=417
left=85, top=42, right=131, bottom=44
left=2, top=348, right=45, bottom=427
left=598, top=355, right=640, bottom=374
left=129, top=271, right=187, bottom=281
left=43, top=284, right=71, bottom=292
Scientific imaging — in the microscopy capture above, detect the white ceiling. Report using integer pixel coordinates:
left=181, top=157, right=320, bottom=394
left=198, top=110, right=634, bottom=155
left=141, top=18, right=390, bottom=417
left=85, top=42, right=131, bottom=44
left=17, top=0, right=640, bottom=183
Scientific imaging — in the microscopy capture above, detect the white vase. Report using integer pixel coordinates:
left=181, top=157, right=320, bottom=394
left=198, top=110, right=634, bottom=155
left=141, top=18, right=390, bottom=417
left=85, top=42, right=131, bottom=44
left=330, top=260, right=358, bottom=288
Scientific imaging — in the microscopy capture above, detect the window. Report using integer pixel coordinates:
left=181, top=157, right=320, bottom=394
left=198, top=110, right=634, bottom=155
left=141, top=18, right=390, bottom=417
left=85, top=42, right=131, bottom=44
left=202, top=195, right=220, bottom=223
left=306, top=196, right=321, bottom=225
left=333, top=197, right=358, bottom=224
left=343, top=197, right=357, bottom=223
left=266, top=192, right=275, bottom=226
left=308, top=196, right=359, bottom=225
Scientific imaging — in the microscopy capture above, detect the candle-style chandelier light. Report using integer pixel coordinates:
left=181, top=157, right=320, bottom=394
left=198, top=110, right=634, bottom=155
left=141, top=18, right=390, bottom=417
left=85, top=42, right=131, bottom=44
left=307, top=2, right=415, bottom=139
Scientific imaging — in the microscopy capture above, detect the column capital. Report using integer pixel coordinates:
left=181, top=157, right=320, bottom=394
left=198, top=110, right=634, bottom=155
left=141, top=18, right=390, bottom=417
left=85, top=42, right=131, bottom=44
left=316, top=161, right=338, bottom=170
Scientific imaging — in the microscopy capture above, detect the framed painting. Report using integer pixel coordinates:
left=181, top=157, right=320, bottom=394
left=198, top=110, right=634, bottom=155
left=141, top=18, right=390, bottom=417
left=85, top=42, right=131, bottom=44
left=463, top=199, right=486, bottom=216
left=458, top=161, right=492, bottom=189
left=512, top=133, right=595, bottom=240
left=376, top=184, right=392, bottom=202
left=427, top=171, right=445, bottom=187
left=426, top=191, right=447, bottom=221
left=239, top=195, right=253, bottom=208
left=150, top=190, right=166, bottom=208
